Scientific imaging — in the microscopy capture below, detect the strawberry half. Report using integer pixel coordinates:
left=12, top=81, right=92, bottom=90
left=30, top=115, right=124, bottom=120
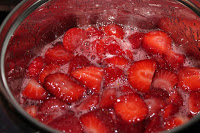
left=128, top=59, right=156, bottom=93
left=104, top=67, right=123, bottom=86
left=104, top=56, right=129, bottom=67
left=102, top=24, right=125, bottom=39
left=114, top=94, right=148, bottom=123
left=22, top=78, right=47, bottom=100
left=99, top=88, right=116, bottom=108
left=189, top=91, right=200, bottom=115
left=71, top=66, right=104, bottom=93
left=178, top=67, right=200, bottom=91
left=24, top=105, right=38, bottom=118
left=142, top=31, right=172, bottom=55
left=45, top=44, right=73, bottom=64
left=167, top=90, right=183, bottom=106
left=152, top=70, right=178, bottom=92
left=163, top=104, right=179, bottom=120
left=128, top=32, right=144, bottom=49
left=63, top=28, right=88, bottom=52
left=44, top=73, right=85, bottom=103
left=145, top=114, right=164, bottom=133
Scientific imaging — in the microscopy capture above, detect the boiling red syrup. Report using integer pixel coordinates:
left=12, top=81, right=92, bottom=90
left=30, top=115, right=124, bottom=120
left=20, top=18, right=200, bottom=133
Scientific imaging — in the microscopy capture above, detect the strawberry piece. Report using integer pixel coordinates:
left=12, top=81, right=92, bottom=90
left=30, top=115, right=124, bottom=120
left=145, top=114, right=164, bottom=133
left=24, top=105, right=38, bottom=118
left=104, top=67, right=123, bottom=86
left=178, top=67, right=200, bottom=91
left=142, top=31, right=172, bottom=55
left=120, top=86, right=136, bottom=95
left=45, top=44, right=73, bottom=64
left=102, top=24, right=125, bottom=39
left=128, top=32, right=144, bottom=49
left=145, top=88, right=169, bottom=102
left=26, top=56, right=44, bottom=78
left=118, top=121, right=145, bottom=133
left=163, top=104, right=179, bottom=119
left=114, top=94, right=148, bottom=123
left=189, top=91, right=200, bottom=115
left=68, top=55, right=91, bottom=73
left=128, top=59, right=156, bottom=93
left=48, top=111, right=83, bottom=133
left=80, top=109, right=117, bottom=133
left=63, top=28, right=88, bottom=51
left=38, top=98, right=67, bottom=124
left=39, top=63, right=60, bottom=84
left=124, top=50, right=134, bottom=61
left=71, top=66, right=104, bottom=93
left=86, top=26, right=103, bottom=38
left=104, top=56, right=129, bottom=66
left=100, top=88, right=116, bottom=108
left=75, top=94, right=99, bottom=112
left=22, top=78, right=47, bottom=100
left=152, top=70, right=178, bottom=92
left=167, top=90, right=183, bottom=106
left=92, top=39, right=105, bottom=59
left=44, top=73, right=85, bottom=102
left=164, top=115, right=189, bottom=130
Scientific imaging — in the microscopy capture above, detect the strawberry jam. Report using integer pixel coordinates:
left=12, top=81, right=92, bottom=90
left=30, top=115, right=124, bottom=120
left=19, top=19, right=200, bottom=133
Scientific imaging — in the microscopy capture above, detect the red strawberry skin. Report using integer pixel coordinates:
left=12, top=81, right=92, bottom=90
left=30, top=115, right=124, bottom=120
left=104, top=67, right=123, bottom=86
left=104, top=56, right=129, bottom=66
left=128, top=32, right=144, bottom=49
left=71, top=66, right=104, bottom=93
left=164, top=116, right=189, bottom=130
left=102, top=24, right=125, bottom=39
left=100, top=88, right=116, bottom=108
left=24, top=105, right=38, bottom=118
left=22, top=78, right=47, bottom=100
left=189, top=91, right=200, bottom=115
left=44, top=73, right=85, bottom=103
left=128, top=59, right=156, bottom=92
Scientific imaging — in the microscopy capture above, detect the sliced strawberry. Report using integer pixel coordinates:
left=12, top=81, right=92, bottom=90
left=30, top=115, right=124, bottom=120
left=124, top=50, right=134, bottom=61
left=167, top=90, right=183, bottom=106
left=128, top=59, right=156, bottom=93
left=37, top=98, right=67, bottom=124
left=145, top=114, right=164, bottom=133
left=189, top=91, right=200, bottom=115
left=119, top=86, right=136, bottom=95
left=142, top=31, right=172, bottom=55
left=118, top=121, right=145, bottom=133
left=100, top=88, right=116, bottom=108
left=75, top=94, right=99, bottom=113
left=104, top=67, right=123, bottom=86
left=128, top=32, right=144, bottom=49
left=104, top=56, right=129, bottom=66
left=22, top=78, right=47, bottom=100
left=45, top=44, right=73, bottom=64
left=86, top=26, right=103, bottom=38
left=68, top=55, right=91, bottom=73
left=24, top=105, right=38, bottom=118
left=80, top=109, right=117, bottom=133
left=114, top=94, right=148, bottom=123
left=145, top=88, right=169, bottom=102
left=63, top=28, right=88, bottom=51
left=178, top=67, right=200, bottom=91
left=92, top=39, right=105, bottom=59
left=48, top=111, right=83, bottom=133
left=71, top=66, right=104, bottom=93
left=39, top=63, right=60, bottom=84
left=164, top=115, right=189, bottom=130
left=163, top=104, right=179, bottom=120
left=44, top=73, right=85, bottom=103
left=102, top=24, right=125, bottom=39
left=152, top=70, right=178, bottom=92
left=26, top=56, right=44, bottom=78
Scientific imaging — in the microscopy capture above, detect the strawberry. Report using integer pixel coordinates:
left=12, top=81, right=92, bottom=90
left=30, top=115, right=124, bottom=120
left=102, top=24, right=125, bottom=39
left=119, top=86, right=136, bottom=95
left=152, top=70, right=178, bottom=92
left=80, top=109, right=117, bottom=133
left=163, top=104, right=179, bottom=119
left=22, top=78, right=47, bottom=100
left=124, top=50, right=134, bottom=61
left=178, top=67, right=200, bottom=91
left=63, top=28, right=88, bottom=52
left=44, top=73, right=85, bottom=103
left=100, top=88, right=116, bottom=108
left=142, top=31, right=172, bottom=55
left=75, top=94, right=99, bottom=112
left=26, top=56, right=44, bottom=78
left=45, top=44, right=73, bottom=64
left=118, top=121, right=145, bottom=133
left=71, top=66, right=104, bottom=93
left=167, top=90, right=183, bottom=106
left=91, top=39, right=105, bottom=59
left=48, top=111, right=83, bottom=133
left=145, top=88, right=169, bottom=101
left=37, top=98, right=67, bottom=124
left=24, top=105, right=38, bottom=118
left=128, top=32, right=145, bottom=49
left=104, top=67, right=123, bottom=86
left=189, top=91, right=200, bottom=115
left=86, top=26, right=103, bottom=38
left=145, top=114, right=164, bottom=133
left=128, top=59, right=156, bottom=93
left=114, top=94, right=148, bottom=123
left=104, top=56, right=129, bottom=66
left=39, top=63, right=60, bottom=84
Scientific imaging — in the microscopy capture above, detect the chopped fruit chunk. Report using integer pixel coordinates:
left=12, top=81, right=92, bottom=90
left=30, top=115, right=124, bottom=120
left=48, top=111, right=83, bottom=133
left=145, top=114, right=164, bottom=133
left=142, top=31, right=172, bottom=55
left=22, top=78, right=47, bottom=100
left=114, top=94, right=148, bottom=123
left=45, top=44, right=73, bottom=64
left=102, top=24, right=125, bottom=39
left=24, top=105, right=37, bottom=118
left=189, top=91, right=200, bottom=115
left=128, top=59, right=156, bottom=92
left=167, top=90, right=183, bottom=106
left=92, top=39, right=105, bottom=59
left=86, top=26, right=103, bottom=37
left=71, top=66, right=104, bottom=93
left=163, top=104, right=179, bottom=119
left=63, top=28, right=88, bottom=51
left=128, top=32, right=145, bottom=49
left=120, top=86, right=136, bottom=95
left=104, top=67, right=123, bottom=86
left=104, top=56, right=129, bottom=66
left=178, top=67, right=200, bottom=91
left=100, top=88, right=116, bottom=108
left=164, top=116, right=189, bottom=130
left=26, top=56, right=44, bottom=78
left=152, top=70, right=178, bottom=92
left=44, top=73, right=85, bottom=102
left=145, top=88, right=169, bottom=101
